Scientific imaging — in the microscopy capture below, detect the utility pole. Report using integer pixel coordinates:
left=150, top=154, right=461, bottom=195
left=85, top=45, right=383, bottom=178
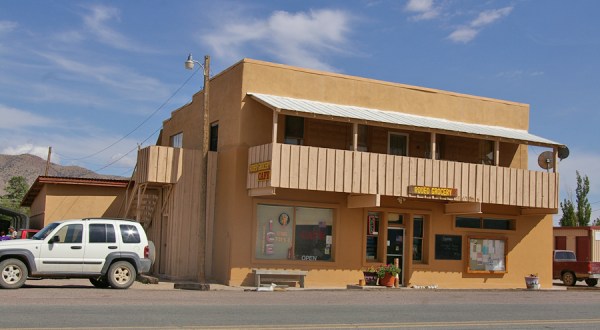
left=199, top=55, right=210, bottom=284
left=45, top=146, right=52, bottom=176
left=184, top=54, right=210, bottom=287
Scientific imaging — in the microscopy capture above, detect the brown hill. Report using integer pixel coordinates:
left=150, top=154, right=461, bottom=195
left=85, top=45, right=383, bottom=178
left=0, top=154, right=126, bottom=195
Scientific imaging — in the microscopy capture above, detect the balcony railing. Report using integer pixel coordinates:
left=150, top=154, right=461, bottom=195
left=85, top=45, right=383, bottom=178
left=136, top=146, right=182, bottom=184
left=247, top=143, right=558, bottom=209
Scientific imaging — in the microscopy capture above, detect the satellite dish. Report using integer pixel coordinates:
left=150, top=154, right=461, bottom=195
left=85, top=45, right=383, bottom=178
left=558, top=145, right=570, bottom=160
left=537, top=151, right=554, bottom=170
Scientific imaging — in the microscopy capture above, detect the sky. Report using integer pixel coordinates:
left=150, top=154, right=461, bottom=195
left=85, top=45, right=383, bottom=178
left=1, top=0, right=599, bottom=222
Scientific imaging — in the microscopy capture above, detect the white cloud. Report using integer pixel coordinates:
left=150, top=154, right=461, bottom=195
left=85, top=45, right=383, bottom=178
left=38, top=51, right=167, bottom=101
left=0, top=104, right=55, bottom=129
left=202, top=9, right=353, bottom=71
left=81, top=4, right=151, bottom=53
left=448, top=27, right=478, bottom=43
left=0, top=21, right=17, bottom=34
left=448, top=6, right=513, bottom=43
left=471, top=7, right=513, bottom=28
left=405, top=0, right=440, bottom=21
left=1, top=144, right=57, bottom=162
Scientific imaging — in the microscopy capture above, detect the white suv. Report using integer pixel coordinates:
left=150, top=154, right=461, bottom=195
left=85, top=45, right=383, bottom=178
left=0, top=218, right=154, bottom=289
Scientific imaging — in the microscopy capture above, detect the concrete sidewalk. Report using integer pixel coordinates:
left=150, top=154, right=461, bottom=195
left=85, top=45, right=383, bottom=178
left=25, top=277, right=593, bottom=291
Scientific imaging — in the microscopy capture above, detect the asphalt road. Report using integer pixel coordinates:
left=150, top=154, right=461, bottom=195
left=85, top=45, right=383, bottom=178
left=1, top=279, right=600, bottom=329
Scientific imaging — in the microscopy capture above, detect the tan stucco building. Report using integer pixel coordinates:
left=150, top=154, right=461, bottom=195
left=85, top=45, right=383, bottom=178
left=124, top=58, right=563, bottom=289
left=22, top=176, right=129, bottom=229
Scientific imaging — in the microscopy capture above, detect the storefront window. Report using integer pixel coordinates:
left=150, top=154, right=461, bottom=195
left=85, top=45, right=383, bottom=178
left=255, top=204, right=333, bottom=262
left=294, top=207, right=333, bottom=261
left=366, top=212, right=380, bottom=261
left=413, top=216, right=424, bottom=262
left=255, top=205, right=294, bottom=260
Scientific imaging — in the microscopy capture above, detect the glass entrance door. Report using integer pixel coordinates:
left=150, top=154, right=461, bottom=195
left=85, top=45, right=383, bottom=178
left=386, top=227, right=404, bottom=286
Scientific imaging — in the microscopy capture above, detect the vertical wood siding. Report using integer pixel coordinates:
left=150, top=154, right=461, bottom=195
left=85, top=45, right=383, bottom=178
left=136, top=146, right=181, bottom=184
left=140, top=146, right=207, bottom=281
left=248, top=143, right=558, bottom=208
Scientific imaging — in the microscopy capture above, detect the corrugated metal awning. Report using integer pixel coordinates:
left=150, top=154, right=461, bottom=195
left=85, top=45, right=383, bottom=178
left=249, top=93, right=562, bottom=147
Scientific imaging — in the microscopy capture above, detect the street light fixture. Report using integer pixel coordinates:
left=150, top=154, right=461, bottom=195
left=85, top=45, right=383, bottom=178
left=185, top=53, right=210, bottom=285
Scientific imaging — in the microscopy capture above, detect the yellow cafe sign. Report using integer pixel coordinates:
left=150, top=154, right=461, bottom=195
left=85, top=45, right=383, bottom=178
left=249, top=161, right=271, bottom=182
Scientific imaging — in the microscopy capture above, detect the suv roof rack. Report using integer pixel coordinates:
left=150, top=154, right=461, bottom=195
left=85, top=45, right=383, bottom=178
left=81, top=217, right=137, bottom=222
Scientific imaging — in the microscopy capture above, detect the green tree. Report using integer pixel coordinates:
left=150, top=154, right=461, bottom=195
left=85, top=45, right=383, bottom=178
left=560, top=198, right=576, bottom=227
left=0, top=176, right=29, bottom=213
left=575, top=171, right=592, bottom=226
left=560, top=171, right=592, bottom=227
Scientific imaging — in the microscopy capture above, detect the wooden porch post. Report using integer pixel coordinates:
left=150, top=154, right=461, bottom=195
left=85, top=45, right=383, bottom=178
left=494, top=140, right=500, bottom=166
left=272, top=112, right=278, bottom=144
left=430, top=132, right=436, bottom=160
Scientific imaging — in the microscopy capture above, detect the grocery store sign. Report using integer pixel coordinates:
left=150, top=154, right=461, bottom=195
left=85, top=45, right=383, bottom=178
left=408, top=185, right=458, bottom=198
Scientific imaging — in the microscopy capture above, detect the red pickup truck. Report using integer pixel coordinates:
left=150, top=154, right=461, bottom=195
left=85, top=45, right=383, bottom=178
left=553, top=250, right=600, bottom=287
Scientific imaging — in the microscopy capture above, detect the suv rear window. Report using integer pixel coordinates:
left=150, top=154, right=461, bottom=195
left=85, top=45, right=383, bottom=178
left=120, top=224, right=141, bottom=243
left=89, top=224, right=116, bottom=243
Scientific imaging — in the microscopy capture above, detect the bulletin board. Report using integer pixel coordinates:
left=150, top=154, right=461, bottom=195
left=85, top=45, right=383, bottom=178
left=467, top=237, right=507, bottom=273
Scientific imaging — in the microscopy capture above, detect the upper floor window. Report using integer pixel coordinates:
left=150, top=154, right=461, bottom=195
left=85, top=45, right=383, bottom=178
left=210, top=123, right=218, bottom=151
left=170, top=132, right=183, bottom=148
left=358, top=124, right=368, bottom=151
left=481, top=140, right=495, bottom=165
left=285, top=116, right=304, bottom=145
left=388, top=132, right=408, bottom=156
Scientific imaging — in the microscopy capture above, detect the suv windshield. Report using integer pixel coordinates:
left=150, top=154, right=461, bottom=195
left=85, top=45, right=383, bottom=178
left=32, top=223, right=60, bottom=240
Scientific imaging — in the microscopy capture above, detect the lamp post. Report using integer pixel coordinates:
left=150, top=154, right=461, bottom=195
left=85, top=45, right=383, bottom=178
left=185, top=53, right=210, bottom=284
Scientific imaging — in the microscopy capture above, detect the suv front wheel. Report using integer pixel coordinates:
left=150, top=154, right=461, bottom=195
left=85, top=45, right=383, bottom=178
left=0, top=259, right=28, bottom=289
left=107, top=261, right=136, bottom=289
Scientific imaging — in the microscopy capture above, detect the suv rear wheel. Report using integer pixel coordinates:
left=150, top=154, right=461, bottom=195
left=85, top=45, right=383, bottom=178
left=0, top=259, right=28, bottom=289
left=107, top=261, right=136, bottom=289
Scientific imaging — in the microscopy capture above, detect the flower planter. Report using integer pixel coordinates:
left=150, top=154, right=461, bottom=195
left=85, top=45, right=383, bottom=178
left=379, top=273, right=395, bottom=287
left=525, top=276, right=540, bottom=290
left=363, top=272, right=378, bottom=286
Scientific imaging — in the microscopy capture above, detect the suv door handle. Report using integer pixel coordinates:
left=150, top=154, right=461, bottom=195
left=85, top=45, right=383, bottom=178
left=108, top=246, right=118, bottom=249
left=71, top=246, right=82, bottom=250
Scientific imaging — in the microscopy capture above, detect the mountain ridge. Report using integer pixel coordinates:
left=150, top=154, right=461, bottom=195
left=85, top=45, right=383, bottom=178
left=0, top=154, right=127, bottom=195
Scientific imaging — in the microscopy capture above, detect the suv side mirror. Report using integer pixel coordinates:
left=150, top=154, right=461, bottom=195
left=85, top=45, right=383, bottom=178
left=48, top=236, right=60, bottom=244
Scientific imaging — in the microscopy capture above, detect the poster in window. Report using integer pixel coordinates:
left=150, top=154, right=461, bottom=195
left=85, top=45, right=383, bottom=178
left=367, top=215, right=378, bottom=235
left=255, top=205, right=294, bottom=260
left=468, top=237, right=506, bottom=273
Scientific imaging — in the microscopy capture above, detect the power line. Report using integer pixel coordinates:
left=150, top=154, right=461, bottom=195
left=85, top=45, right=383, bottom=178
left=83, top=127, right=162, bottom=177
left=56, top=67, right=200, bottom=162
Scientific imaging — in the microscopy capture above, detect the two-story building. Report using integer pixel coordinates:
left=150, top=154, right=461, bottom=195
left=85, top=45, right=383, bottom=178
left=122, top=58, right=563, bottom=288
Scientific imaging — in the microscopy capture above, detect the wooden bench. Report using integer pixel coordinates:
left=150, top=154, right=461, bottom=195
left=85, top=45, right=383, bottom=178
left=252, top=269, right=308, bottom=288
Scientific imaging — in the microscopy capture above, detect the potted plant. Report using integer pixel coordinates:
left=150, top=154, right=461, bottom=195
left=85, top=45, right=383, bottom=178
left=376, top=264, right=401, bottom=287
left=525, top=273, right=540, bottom=290
left=362, top=266, right=379, bottom=286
